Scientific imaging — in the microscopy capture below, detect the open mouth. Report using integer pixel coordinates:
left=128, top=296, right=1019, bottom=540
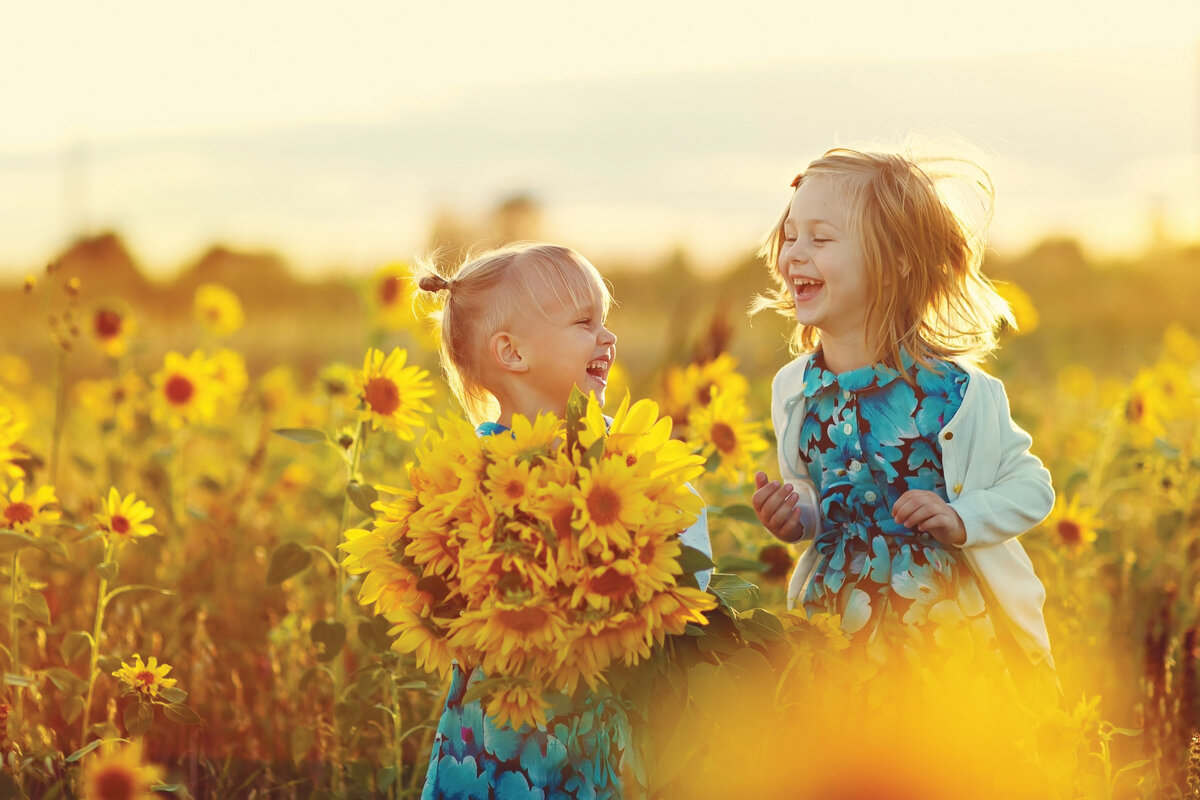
left=793, top=277, right=823, bottom=301
left=586, top=358, right=610, bottom=385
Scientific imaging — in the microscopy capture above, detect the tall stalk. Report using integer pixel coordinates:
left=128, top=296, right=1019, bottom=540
left=79, top=539, right=113, bottom=746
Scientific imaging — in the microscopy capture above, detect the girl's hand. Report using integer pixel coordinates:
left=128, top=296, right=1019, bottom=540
left=892, top=489, right=967, bottom=546
left=752, top=472, right=806, bottom=543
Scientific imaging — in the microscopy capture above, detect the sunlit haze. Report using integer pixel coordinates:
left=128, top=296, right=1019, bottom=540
left=2, top=0, right=1198, bottom=277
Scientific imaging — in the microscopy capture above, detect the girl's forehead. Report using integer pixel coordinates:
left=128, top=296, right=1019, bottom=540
left=787, top=177, right=849, bottom=226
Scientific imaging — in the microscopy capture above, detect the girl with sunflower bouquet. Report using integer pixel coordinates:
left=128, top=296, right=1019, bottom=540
left=344, top=243, right=714, bottom=800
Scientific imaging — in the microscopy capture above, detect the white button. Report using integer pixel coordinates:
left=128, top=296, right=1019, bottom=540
left=864, top=491, right=877, bottom=502
left=842, top=390, right=851, bottom=400
left=849, top=460, right=862, bottom=472
left=842, top=423, right=853, bottom=435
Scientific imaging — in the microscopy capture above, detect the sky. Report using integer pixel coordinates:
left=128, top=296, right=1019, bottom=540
left=2, top=1, right=1199, bottom=278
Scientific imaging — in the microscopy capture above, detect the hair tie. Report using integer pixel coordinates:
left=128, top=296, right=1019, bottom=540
left=418, top=273, right=453, bottom=293
left=790, top=173, right=803, bottom=188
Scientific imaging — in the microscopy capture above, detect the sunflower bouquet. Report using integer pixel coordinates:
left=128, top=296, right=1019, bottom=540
left=341, top=391, right=717, bottom=728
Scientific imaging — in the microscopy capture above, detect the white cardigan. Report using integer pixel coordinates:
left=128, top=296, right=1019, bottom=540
left=770, top=354, right=1055, bottom=666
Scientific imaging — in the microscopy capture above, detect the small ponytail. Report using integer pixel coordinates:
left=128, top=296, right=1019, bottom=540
left=418, top=272, right=453, bottom=293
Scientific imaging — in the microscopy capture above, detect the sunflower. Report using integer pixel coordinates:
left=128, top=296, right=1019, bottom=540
left=76, top=371, right=148, bottom=435
left=112, top=653, right=178, bottom=699
left=354, top=347, right=435, bottom=440
left=385, top=605, right=456, bottom=678
left=1162, top=322, right=1199, bottom=366
left=150, top=350, right=222, bottom=429
left=0, top=404, right=27, bottom=481
left=450, top=598, right=571, bottom=674
left=483, top=457, right=542, bottom=517
left=89, top=304, right=137, bottom=358
left=1045, top=495, right=1101, bottom=552
left=688, top=388, right=770, bottom=483
left=367, top=263, right=424, bottom=333
left=583, top=393, right=706, bottom=484
left=194, top=282, right=244, bottom=337
left=993, top=280, right=1039, bottom=335
left=662, top=353, right=751, bottom=431
left=486, top=681, right=551, bottom=731
left=210, top=347, right=249, bottom=410
left=1123, top=369, right=1168, bottom=445
left=573, top=456, right=654, bottom=550
left=82, top=739, right=165, bottom=800
left=95, top=488, right=158, bottom=544
left=1, top=481, right=60, bottom=535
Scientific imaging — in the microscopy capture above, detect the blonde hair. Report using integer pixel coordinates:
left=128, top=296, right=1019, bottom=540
left=751, top=145, right=1014, bottom=374
left=414, top=242, right=611, bottom=424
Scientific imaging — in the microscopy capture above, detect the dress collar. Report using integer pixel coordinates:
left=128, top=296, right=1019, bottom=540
left=802, top=349, right=913, bottom=397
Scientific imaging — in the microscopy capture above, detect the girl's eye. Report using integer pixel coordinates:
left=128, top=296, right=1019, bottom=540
left=812, top=238, right=830, bottom=244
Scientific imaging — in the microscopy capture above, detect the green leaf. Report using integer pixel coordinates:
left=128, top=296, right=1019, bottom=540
left=716, top=555, right=768, bottom=573
left=0, top=530, right=37, bottom=554
left=60, top=693, right=85, bottom=724
left=707, top=572, right=760, bottom=610
left=61, top=631, right=94, bottom=666
left=290, top=724, right=315, bottom=764
left=149, top=785, right=184, bottom=794
left=736, top=607, right=787, bottom=644
left=377, top=765, right=398, bottom=791
left=564, top=386, right=589, bottom=453
left=66, top=738, right=116, bottom=763
left=3, top=673, right=34, bottom=688
left=357, top=617, right=392, bottom=654
left=97, top=655, right=123, bottom=674
left=266, top=541, right=312, bottom=585
left=95, top=561, right=119, bottom=582
left=678, top=545, right=715, bottom=576
left=158, top=686, right=188, bottom=704
left=40, top=667, right=87, bottom=695
left=162, top=703, right=203, bottom=725
left=15, top=593, right=51, bottom=625
left=462, top=676, right=511, bottom=707
left=273, top=428, right=329, bottom=445
left=346, top=482, right=379, bottom=516
left=124, top=701, right=154, bottom=736
left=311, top=620, right=346, bottom=662
left=708, top=504, right=761, bottom=525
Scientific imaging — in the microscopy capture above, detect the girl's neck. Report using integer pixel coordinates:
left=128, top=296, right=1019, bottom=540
left=819, top=331, right=874, bottom=374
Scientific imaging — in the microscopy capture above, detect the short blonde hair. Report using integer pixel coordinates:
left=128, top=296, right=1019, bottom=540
left=752, top=146, right=1014, bottom=374
left=415, top=242, right=611, bottom=424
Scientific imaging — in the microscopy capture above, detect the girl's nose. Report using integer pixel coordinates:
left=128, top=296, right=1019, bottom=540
left=601, top=325, right=617, bottom=346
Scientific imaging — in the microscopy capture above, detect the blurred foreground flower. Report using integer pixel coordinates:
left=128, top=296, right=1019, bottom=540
left=995, top=280, right=1039, bottom=335
left=194, top=282, right=244, bottom=337
left=82, top=739, right=165, bottom=800
left=113, top=653, right=177, bottom=699
left=1045, top=494, right=1101, bottom=552
left=0, top=404, right=28, bottom=480
left=342, top=392, right=715, bottom=728
left=353, top=347, right=435, bottom=440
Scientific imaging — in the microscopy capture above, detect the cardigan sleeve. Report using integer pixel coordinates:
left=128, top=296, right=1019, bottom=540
left=946, top=372, right=1055, bottom=548
left=770, top=358, right=823, bottom=542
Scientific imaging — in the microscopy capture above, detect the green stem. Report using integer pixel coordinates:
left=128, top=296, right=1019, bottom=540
left=390, top=674, right=402, bottom=800
left=80, top=540, right=112, bottom=747
left=8, top=552, right=22, bottom=738
left=329, top=420, right=366, bottom=792
left=48, top=348, right=69, bottom=489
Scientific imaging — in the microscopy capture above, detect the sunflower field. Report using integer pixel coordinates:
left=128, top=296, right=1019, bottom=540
left=0, top=236, right=1198, bottom=799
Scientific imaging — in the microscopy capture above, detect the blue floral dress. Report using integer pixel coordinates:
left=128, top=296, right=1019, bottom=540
left=420, top=421, right=630, bottom=800
left=798, top=353, right=1001, bottom=663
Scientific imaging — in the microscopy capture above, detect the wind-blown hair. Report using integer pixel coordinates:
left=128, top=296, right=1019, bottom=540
left=414, top=242, right=611, bottom=424
left=751, top=145, right=1014, bottom=374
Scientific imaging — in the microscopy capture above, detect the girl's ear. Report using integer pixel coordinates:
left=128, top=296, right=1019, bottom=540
left=489, top=331, right=528, bottom=374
